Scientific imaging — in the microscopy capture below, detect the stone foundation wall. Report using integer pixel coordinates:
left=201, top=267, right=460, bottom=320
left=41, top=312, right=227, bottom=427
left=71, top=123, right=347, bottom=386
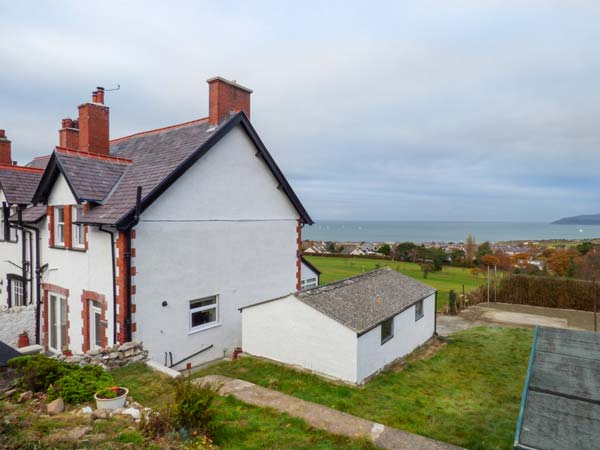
left=0, top=305, right=36, bottom=348
left=54, top=340, right=148, bottom=370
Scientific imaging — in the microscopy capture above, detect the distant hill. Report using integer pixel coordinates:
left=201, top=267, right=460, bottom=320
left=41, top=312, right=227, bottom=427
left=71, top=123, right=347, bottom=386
left=552, top=213, right=600, bottom=225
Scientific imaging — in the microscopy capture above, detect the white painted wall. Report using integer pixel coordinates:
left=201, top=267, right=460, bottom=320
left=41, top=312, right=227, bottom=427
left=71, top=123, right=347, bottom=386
left=242, top=295, right=358, bottom=382
left=41, top=174, right=116, bottom=353
left=133, top=125, right=300, bottom=369
left=301, top=260, right=319, bottom=289
left=356, top=293, right=436, bottom=383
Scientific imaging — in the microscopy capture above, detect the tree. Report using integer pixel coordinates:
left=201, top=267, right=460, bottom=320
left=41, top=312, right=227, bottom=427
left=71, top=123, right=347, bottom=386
left=575, top=249, right=600, bottom=280
left=377, top=244, right=391, bottom=256
left=449, top=249, right=466, bottom=266
left=325, top=242, right=336, bottom=253
left=394, top=242, right=417, bottom=261
left=547, top=249, right=581, bottom=277
left=576, top=241, right=596, bottom=256
left=420, top=262, right=434, bottom=279
left=477, top=241, right=492, bottom=258
left=481, top=254, right=499, bottom=268
left=465, top=234, right=477, bottom=266
left=513, top=253, right=531, bottom=269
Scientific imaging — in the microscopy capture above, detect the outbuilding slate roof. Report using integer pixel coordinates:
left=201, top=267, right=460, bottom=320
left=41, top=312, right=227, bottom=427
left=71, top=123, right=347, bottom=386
left=0, top=165, right=44, bottom=205
left=297, top=268, right=436, bottom=334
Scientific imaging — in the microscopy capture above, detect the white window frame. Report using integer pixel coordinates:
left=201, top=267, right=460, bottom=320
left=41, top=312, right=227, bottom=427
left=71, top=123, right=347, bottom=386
left=48, top=293, right=68, bottom=353
left=381, top=317, right=394, bottom=345
left=189, top=295, right=219, bottom=333
left=11, top=278, right=24, bottom=307
left=54, top=206, right=65, bottom=247
left=72, top=205, right=85, bottom=249
left=301, top=277, right=318, bottom=290
left=415, top=300, right=424, bottom=321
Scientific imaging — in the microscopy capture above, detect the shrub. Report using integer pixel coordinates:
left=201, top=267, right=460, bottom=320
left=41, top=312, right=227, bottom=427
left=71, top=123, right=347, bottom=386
left=139, top=408, right=175, bottom=438
left=172, top=378, right=217, bottom=436
left=9, top=354, right=115, bottom=404
left=9, top=354, right=73, bottom=392
left=49, top=366, right=114, bottom=404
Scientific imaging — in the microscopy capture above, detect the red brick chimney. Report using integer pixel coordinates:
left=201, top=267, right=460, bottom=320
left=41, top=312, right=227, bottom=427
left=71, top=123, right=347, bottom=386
left=78, top=87, right=109, bottom=155
left=59, top=118, right=79, bottom=150
left=0, top=130, right=12, bottom=165
left=207, top=77, right=252, bottom=126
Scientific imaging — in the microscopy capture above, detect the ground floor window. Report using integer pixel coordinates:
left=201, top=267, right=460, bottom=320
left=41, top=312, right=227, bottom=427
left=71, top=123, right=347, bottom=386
left=89, top=300, right=103, bottom=350
left=415, top=300, right=424, bottom=321
left=301, top=277, right=318, bottom=290
left=48, top=293, right=68, bottom=353
left=189, top=296, right=218, bottom=331
left=7, top=275, right=25, bottom=307
left=381, top=317, right=394, bottom=344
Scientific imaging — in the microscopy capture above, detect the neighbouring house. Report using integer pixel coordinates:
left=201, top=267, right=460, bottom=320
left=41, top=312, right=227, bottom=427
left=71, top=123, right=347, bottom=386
left=1, top=76, right=312, bottom=369
left=303, top=243, right=328, bottom=255
left=241, top=268, right=437, bottom=384
left=300, top=256, right=320, bottom=290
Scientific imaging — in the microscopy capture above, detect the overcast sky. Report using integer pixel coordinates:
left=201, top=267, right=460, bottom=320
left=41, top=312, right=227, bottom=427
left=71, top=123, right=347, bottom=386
left=1, top=1, right=600, bottom=222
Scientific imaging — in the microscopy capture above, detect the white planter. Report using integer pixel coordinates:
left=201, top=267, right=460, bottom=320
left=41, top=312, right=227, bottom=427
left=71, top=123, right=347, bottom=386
left=94, top=387, right=129, bottom=410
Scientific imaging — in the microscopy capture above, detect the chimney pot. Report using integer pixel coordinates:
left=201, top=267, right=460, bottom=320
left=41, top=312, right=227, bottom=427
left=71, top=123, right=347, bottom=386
left=0, top=129, right=5, bottom=138
left=59, top=117, right=80, bottom=150
left=207, top=77, right=252, bottom=126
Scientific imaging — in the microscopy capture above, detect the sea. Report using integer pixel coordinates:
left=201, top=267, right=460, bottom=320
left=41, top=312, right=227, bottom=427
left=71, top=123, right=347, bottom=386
left=303, top=221, right=600, bottom=244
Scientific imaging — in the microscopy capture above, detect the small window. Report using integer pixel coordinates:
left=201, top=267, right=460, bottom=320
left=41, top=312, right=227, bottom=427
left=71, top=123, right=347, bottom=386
left=415, top=300, right=424, bottom=321
left=54, top=206, right=65, bottom=246
left=381, top=317, right=394, bottom=345
left=301, top=278, right=318, bottom=290
left=8, top=276, right=25, bottom=307
left=72, top=205, right=85, bottom=248
left=189, top=296, right=218, bottom=331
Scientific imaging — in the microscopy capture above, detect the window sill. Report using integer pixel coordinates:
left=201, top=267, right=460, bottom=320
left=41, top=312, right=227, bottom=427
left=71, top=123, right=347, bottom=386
left=381, top=335, right=394, bottom=345
left=415, top=314, right=424, bottom=322
left=50, top=245, right=66, bottom=250
left=70, top=246, right=87, bottom=252
left=188, top=322, right=221, bottom=335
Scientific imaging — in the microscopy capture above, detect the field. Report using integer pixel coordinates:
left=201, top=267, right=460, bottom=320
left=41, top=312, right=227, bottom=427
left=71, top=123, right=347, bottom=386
left=196, top=327, right=533, bottom=450
left=305, top=255, right=484, bottom=310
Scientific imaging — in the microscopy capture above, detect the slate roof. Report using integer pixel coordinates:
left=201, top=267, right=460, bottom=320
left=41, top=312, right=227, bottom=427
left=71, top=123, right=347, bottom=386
left=514, top=327, right=600, bottom=450
left=0, top=165, right=44, bottom=205
left=14, top=205, right=47, bottom=223
left=26, top=155, right=51, bottom=170
left=0, top=340, right=21, bottom=367
left=296, top=268, right=436, bottom=334
left=32, top=112, right=312, bottom=227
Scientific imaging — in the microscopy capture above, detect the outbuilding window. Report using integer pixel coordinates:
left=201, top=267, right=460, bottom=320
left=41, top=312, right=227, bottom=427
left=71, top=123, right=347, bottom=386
left=415, top=300, right=424, bottom=321
left=54, top=206, right=65, bottom=246
left=301, top=277, right=318, bottom=290
left=381, top=317, right=394, bottom=344
left=189, top=296, right=219, bottom=332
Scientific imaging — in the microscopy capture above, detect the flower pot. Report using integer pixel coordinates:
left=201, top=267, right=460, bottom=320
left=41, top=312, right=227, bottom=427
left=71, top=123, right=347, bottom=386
left=62, top=349, right=73, bottom=357
left=17, top=332, right=30, bottom=348
left=94, top=387, right=129, bottom=410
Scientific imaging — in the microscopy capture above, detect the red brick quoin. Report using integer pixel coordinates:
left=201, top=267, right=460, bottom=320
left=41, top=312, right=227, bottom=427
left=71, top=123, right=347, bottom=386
left=81, top=290, right=108, bottom=353
left=296, top=218, right=302, bottom=291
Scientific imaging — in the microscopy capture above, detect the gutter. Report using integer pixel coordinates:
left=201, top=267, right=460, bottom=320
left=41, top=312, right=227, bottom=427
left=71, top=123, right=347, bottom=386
left=99, top=226, right=117, bottom=345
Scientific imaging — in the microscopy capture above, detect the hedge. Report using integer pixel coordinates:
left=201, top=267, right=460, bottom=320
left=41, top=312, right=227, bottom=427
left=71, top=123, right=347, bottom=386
left=493, top=274, right=599, bottom=311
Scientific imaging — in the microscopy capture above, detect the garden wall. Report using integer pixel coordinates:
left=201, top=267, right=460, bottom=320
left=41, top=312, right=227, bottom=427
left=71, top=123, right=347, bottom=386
left=0, top=305, right=36, bottom=348
left=492, top=275, right=599, bottom=311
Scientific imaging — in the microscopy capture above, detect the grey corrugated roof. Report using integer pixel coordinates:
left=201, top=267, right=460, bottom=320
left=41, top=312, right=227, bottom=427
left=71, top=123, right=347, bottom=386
left=515, top=327, right=600, bottom=450
left=55, top=151, right=130, bottom=202
left=80, top=118, right=218, bottom=225
left=297, top=268, right=435, bottom=334
left=0, top=166, right=43, bottom=205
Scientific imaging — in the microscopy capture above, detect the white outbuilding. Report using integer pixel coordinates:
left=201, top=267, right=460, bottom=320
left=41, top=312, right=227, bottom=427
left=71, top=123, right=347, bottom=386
left=241, top=268, right=437, bottom=384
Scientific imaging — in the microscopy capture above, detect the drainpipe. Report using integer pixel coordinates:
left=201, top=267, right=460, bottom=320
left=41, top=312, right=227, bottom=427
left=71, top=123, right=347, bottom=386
left=99, top=226, right=117, bottom=345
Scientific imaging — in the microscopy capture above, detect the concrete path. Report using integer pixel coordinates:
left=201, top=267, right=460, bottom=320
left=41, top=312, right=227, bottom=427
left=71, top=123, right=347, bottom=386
left=195, top=375, right=463, bottom=450
left=437, top=302, right=598, bottom=336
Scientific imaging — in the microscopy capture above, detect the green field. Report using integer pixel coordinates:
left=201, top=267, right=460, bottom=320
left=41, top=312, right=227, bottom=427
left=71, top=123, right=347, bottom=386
left=197, top=327, right=532, bottom=450
left=305, top=255, right=484, bottom=310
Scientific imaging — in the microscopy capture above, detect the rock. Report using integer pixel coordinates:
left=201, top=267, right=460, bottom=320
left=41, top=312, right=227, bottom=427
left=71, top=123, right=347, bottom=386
left=66, top=426, right=92, bottom=441
left=123, top=349, right=135, bottom=358
left=121, top=407, right=141, bottom=420
left=17, top=391, right=33, bottom=403
left=108, top=352, right=120, bottom=360
left=109, top=407, right=124, bottom=417
left=88, top=348, right=100, bottom=356
left=1, top=388, right=18, bottom=399
left=65, top=355, right=83, bottom=364
left=131, top=353, right=147, bottom=363
left=46, top=398, right=64, bottom=416
left=119, top=340, right=141, bottom=352
left=80, top=406, right=93, bottom=414
left=92, top=409, right=110, bottom=420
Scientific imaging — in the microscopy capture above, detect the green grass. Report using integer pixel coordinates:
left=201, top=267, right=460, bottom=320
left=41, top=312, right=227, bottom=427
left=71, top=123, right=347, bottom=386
left=195, top=327, right=533, bottom=450
left=305, top=255, right=484, bottom=310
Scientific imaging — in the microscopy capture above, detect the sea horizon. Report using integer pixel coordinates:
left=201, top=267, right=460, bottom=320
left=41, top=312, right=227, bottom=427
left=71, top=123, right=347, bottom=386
left=303, top=220, right=600, bottom=244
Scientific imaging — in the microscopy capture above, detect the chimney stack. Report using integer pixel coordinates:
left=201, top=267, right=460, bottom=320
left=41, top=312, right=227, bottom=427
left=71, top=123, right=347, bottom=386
left=59, top=118, right=79, bottom=150
left=78, top=88, right=109, bottom=155
left=207, top=77, right=252, bottom=126
left=0, top=130, right=12, bottom=165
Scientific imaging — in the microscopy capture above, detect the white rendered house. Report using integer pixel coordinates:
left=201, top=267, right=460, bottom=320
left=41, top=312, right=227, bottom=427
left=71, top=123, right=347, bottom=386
left=242, top=268, right=437, bottom=384
left=6, top=77, right=312, bottom=368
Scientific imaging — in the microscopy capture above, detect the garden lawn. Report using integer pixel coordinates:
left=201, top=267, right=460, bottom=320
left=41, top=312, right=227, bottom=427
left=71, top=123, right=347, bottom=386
left=305, top=255, right=484, bottom=310
left=1, top=363, right=375, bottom=450
left=195, top=326, right=533, bottom=450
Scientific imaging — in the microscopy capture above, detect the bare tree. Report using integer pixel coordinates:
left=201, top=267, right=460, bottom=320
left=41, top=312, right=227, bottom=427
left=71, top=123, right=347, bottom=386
left=465, top=234, right=477, bottom=266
